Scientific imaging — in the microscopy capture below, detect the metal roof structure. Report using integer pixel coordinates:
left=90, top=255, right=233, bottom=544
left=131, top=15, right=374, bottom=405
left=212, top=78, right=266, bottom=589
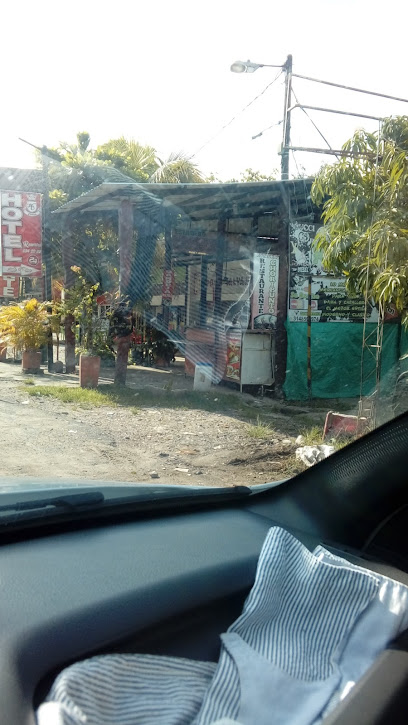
left=53, top=178, right=316, bottom=222
left=0, top=167, right=44, bottom=193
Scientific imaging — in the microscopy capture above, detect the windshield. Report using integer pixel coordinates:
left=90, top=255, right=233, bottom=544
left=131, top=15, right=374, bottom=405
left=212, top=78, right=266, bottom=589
left=0, top=0, right=407, bottom=500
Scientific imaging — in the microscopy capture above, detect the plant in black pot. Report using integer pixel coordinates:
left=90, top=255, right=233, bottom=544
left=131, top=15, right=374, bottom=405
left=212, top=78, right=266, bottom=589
left=151, top=329, right=176, bottom=367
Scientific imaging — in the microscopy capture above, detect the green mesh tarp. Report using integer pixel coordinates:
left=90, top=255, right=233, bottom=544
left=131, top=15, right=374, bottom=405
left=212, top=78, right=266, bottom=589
left=399, top=327, right=408, bottom=374
left=283, top=321, right=400, bottom=400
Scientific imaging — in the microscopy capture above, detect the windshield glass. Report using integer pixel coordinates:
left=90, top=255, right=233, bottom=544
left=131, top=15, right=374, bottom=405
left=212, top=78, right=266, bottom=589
left=0, top=0, right=406, bottom=497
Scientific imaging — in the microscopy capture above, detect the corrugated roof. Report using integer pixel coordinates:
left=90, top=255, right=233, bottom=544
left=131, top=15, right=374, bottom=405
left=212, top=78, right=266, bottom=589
left=53, top=178, right=315, bottom=221
left=0, top=167, right=44, bottom=193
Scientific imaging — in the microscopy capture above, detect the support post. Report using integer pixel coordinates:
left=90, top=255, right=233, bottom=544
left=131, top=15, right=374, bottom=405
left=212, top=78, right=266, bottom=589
left=42, top=153, right=53, bottom=371
left=114, top=199, right=133, bottom=385
left=307, top=272, right=312, bottom=400
left=114, top=335, right=131, bottom=386
left=61, top=213, right=76, bottom=373
left=274, top=194, right=290, bottom=394
left=119, top=199, right=133, bottom=298
left=214, top=217, right=226, bottom=381
left=163, top=211, right=172, bottom=330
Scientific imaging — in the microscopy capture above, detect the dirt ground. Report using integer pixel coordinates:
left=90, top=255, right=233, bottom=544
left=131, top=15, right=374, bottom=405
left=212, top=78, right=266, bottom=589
left=0, top=358, right=353, bottom=487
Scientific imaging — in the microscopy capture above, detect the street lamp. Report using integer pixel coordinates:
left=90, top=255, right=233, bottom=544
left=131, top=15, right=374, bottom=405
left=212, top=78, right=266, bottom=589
left=230, top=55, right=293, bottom=180
left=230, top=60, right=283, bottom=74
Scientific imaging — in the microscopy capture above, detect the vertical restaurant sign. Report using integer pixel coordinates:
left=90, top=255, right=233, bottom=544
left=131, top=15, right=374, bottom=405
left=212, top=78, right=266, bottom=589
left=0, top=191, right=42, bottom=277
left=251, top=253, right=279, bottom=329
left=162, top=269, right=174, bottom=300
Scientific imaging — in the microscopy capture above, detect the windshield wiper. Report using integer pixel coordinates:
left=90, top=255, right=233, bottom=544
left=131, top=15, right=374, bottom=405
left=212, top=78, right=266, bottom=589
left=0, top=491, right=104, bottom=514
left=0, top=485, right=252, bottom=534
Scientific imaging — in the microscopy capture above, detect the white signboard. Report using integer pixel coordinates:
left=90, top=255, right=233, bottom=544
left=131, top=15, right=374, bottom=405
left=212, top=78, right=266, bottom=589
left=251, top=253, right=279, bottom=329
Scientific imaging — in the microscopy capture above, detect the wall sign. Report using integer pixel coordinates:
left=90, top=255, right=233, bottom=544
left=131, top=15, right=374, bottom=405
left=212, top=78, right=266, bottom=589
left=251, top=253, right=279, bottom=329
left=0, top=190, right=42, bottom=278
left=288, top=219, right=378, bottom=323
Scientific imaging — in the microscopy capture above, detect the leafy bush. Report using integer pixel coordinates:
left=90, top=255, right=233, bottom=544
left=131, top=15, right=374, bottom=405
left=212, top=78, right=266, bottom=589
left=0, top=299, right=49, bottom=351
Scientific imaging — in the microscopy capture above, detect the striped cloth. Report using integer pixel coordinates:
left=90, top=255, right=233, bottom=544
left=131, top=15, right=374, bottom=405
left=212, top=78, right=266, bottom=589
left=194, top=527, right=379, bottom=724
left=37, top=527, right=408, bottom=725
left=314, top=546, right=408, bottom=720
left=37, top=653, right=216, bottom=725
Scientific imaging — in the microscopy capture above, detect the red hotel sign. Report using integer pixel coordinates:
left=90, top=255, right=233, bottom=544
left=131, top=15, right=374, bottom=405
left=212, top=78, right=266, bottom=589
left=0, top=190, right=42, bottom=278
left=0, top=275, right=19, bottom=298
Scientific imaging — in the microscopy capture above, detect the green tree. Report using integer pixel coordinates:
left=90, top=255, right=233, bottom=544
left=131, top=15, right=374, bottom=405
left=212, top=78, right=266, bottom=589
left=41, top=134, right=123, bottom=291
left=42, top=132, right=120, bottom=202
left=150, top=151, right=205, bottom=183
left=311, top=116, right=408, bottom=324
left=226, top=168, right=278, bottom=183
left=95, top=137, right=157, bottom=182
left=96, top=139, right=205, bottom=184
left=43, top=133, right=206, bottom=303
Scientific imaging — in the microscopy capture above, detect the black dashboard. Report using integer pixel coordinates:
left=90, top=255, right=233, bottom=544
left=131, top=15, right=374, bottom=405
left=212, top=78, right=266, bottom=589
left=1, top=412, right=408, bottom=725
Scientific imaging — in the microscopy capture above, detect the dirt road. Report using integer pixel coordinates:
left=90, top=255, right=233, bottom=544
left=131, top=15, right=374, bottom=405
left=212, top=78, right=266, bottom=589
left=0, top=361, right=332, bottom=487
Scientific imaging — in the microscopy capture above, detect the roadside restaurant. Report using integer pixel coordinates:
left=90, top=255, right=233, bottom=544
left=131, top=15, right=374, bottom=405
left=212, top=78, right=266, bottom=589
left=54, top=178, right=316, bottom=393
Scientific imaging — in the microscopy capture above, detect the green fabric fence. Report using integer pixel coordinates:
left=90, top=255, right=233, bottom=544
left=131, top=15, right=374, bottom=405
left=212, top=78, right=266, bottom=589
left=283, top=321, right=400, bottom=400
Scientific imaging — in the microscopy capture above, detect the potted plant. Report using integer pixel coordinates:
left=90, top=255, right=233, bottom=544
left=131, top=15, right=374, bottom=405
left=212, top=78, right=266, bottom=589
left=64, top=268, right=101, bottom=388
left=151, top=329, right=176, bottom=368
left=0, top=299, right=49, bottom=373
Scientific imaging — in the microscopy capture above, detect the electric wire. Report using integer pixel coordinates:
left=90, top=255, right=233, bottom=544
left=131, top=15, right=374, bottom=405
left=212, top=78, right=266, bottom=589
left=251, top=118, right=283, bottom=140
left=291, top=88, right=340, bottom=160
left=190, top=69, right=283, bottom=159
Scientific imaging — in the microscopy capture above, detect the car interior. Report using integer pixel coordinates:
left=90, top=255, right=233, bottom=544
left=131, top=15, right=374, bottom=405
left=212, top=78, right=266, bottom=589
left=1, top=411, right=408, bottom=725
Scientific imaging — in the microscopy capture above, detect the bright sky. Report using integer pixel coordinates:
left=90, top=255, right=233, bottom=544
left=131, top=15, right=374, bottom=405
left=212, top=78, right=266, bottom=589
left=1, top=0, right=406, bottom=180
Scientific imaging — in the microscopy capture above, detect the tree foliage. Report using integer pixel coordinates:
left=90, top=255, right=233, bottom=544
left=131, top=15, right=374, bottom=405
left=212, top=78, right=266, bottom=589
left=0, top=299, right=49, bottom=351
left=95, top=137, right=157, bottom=182
left=311, top=116, right=408, bottom=323
left=208, top=168, right=278, bottom=183
left=230, top=168, right=278, bottom=183
left=150, top=151, right=205, bottom=183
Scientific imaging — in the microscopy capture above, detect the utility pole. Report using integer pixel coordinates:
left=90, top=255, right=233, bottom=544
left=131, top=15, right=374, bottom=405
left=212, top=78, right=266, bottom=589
left=41, top=149, right=54, bottom=371
left=281, top=54, right=293, bottom=181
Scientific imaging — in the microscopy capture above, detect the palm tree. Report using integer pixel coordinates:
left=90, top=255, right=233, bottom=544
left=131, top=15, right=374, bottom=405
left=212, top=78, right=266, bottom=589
left=95, top=137, right=157, bottom=182
left=149, top=151, right=205, bottom=183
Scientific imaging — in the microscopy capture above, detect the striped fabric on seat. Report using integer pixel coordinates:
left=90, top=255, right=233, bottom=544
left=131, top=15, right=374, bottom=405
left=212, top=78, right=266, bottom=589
left=37, top=528, right=408, bottom=725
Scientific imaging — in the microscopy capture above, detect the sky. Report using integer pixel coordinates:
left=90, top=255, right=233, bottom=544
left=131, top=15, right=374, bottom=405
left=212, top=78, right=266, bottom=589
left=1, top=0, right=407, bottom=181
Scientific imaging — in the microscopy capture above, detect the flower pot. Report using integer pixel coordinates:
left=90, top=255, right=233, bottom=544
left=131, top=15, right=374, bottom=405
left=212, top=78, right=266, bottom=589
left=79, top=353, right=101, bottom=389
left=22, top=350, right=42, bottom=374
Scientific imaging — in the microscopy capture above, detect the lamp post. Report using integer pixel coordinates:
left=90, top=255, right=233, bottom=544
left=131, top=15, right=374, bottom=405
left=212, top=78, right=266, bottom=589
left=230, top=55, right=293, bottom=180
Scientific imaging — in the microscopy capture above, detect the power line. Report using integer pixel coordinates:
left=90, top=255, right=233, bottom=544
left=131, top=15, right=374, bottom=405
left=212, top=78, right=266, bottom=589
left=190, top=69, right=283, bottom=159
left=291, top=88, right=339, bottom=160
left=251, top=119, right=283, bottom=140
left=291, top=149, right=302, bottom=178
left=292, top=73, right=408, bottom=105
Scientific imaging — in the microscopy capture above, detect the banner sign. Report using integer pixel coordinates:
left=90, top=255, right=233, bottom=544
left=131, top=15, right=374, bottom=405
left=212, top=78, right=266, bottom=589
left=289, top=219, right=380, bottom=323
left=251, top=253, right=279, bottom=329
left=225, top=332, right=241, bottom=381
left=288, top=276, right=378, bottom=323
left=0, top=191, right=42, bottom=278
left=0, top=274, right=19, bottom=299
